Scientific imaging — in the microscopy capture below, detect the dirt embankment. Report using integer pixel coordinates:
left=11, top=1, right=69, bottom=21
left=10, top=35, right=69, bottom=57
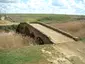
left=41, top=41, right=85, bottom=64
left=47, top=21, right=85, bottom=38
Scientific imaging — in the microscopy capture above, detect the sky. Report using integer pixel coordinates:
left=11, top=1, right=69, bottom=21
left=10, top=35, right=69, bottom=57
left=0, top=0, right=85, bottom=15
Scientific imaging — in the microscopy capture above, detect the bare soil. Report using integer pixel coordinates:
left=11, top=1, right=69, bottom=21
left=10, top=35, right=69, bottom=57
left=47, top=21, right=85, bottom=38
left=41, top=41, right=85, bottom=64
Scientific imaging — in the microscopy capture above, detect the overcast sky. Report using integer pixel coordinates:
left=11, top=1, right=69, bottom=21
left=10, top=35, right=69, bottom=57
left=0, top=0, right=85, bottom=15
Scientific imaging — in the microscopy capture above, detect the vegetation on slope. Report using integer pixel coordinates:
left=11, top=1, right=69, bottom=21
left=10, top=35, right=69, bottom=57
left=0, top=45, right=48, bottom=64
left=0, top=25, right=17, bottom=32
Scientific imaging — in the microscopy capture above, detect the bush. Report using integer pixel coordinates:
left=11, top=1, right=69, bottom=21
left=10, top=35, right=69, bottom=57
left=0, top=25, right=18, bottom=32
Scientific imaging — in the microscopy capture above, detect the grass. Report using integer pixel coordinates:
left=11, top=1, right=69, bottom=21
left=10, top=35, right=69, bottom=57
left=0, top=25, right=18, bottom=32
left=80, top=37, right=85, bottom=42
left=0, top=45, right=48, bottom=64
left=37, top=14, right=72, bottom=23
left=4, top=14, right=85, bottom=23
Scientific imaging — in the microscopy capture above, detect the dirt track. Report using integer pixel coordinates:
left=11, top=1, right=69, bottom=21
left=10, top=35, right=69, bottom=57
left=41, top=41, right=85, bottom=64
left=30, top=24, right=85, bottom=64
left=0, top=23, right=19, bottom=26
left=30, top=24, right=74, bottom=44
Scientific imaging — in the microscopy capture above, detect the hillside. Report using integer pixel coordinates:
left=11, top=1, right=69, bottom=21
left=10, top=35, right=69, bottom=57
left=1, top=14, right=85, bottom=41
left=0, top=14, right=85, bottom=64
left=46, top=21, right=85, bottom=42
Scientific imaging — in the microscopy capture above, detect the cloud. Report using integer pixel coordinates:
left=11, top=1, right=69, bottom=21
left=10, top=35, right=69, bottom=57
left=0, top=0, right=19, bottom=3
left=0, top=0, right=85, bottom=15
left=0, top=0, right=53, bottom=13
left=52, top=0, right=85, bottom=15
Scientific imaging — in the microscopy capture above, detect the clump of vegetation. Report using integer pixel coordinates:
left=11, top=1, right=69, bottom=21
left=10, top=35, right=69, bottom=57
left=0, top=25, right=18, bottom=32
left=76, top=15, right=85, bottom=20
left=80, top=37, right=85, bottom=42
left=37, top=15, right=73, bottom=23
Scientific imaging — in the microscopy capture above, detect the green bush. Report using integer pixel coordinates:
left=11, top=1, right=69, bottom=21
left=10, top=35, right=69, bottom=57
left=0, top=25, right=18, bottom=32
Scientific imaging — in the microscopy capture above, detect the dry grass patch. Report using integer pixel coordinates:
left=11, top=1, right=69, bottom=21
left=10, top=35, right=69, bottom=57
left=0, top=31, right=35, bottom=49
left=0, top=45, right=49, bottom=64
left=0, top=20, right=11, bottom=24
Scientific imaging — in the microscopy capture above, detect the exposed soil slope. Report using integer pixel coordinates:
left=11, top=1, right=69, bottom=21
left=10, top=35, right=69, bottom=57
left=47, top=21, right=85, bottom=38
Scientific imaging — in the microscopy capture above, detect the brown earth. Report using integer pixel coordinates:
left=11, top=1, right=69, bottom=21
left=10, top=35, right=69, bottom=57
left=30, top=23, right=85, bottom=64
left=47, top=21, right=85, bottom=38
left=42, top=41, right=85, bottom=64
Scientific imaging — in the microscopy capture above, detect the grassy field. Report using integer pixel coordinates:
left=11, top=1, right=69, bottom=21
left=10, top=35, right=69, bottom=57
left=4, top=14, right=85, bottom=23
left=0, top=45, right=50, bottom=64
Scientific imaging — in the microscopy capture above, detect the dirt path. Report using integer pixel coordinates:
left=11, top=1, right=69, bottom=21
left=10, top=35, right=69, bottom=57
left=41, top=42, right=85, bottom=64
left=0, top=23, right=19, bottom=26
left=30, top=24, right=74, bottom=44
left=0, top=20, right=19, bottom=26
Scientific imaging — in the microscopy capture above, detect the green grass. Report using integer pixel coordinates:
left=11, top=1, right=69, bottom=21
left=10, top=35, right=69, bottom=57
left=0, top=45, right=49, bottom=64
left=3, top=14, right=85, bottom=23
left=0, top=25, right=18, bottom=32
left=37, top=14, right=72, bottom=23
left=80, top=37, right=85, bottom=42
